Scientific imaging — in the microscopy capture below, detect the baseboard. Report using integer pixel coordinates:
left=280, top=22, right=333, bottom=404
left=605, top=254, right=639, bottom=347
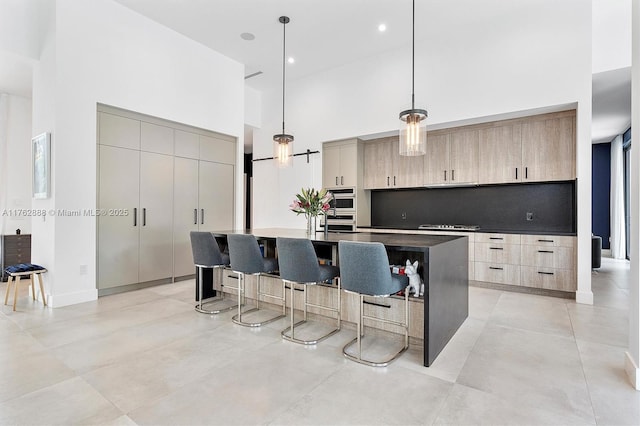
left=47, top=288, right=98, bottom=308
left=625, top=351, right=640, bottom=390
left=575, top=290, right=594, bottom=305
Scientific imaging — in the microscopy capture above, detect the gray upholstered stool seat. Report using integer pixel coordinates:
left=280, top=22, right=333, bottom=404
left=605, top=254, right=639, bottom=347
left=276, top=237, right=341, bottom=345
left=227, top=234, right=286, bottom=327
left=338, top=240, right=410, bottom=367
left=190, top=231, right=236, bottom=314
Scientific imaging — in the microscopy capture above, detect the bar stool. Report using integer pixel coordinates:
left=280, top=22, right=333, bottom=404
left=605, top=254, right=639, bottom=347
left=338, top=240, right=410, bottom=367
left=276, top=237, right=341, bottom=345
left=190, top=231, right=236, bottom=314
left=3, top=263, right=47, bottom=311
left=227, top=234, right=285, bottom=327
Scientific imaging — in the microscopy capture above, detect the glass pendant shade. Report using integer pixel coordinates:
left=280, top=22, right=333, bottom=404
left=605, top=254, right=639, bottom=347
left=399, top=109, right=427, bottom=156
left=274, top=134, right=294, bottom=167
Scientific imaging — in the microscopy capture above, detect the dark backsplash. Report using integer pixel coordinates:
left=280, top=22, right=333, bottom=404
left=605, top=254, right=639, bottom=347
left=371, top=181, right=576, bottom=234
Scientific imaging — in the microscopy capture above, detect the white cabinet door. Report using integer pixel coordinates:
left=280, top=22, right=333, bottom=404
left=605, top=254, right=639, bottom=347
left=141, top=122, right=174, bottom=155
left=339, top=143, right=358, bottom=187
left=199, top=161, right=234, bottom=231
left=323, top=144, right=342, bottom=188
left=173, top=157, right=199, bottom=277
left=139, top=152, right=174, bottom=283
left=98, top=145, right=140, bottom=289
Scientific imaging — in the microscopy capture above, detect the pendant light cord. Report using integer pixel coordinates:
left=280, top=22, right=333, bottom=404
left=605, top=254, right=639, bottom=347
left=411, top=0, right=415, bottom=110
left=282, top=19, right=286, bottom=134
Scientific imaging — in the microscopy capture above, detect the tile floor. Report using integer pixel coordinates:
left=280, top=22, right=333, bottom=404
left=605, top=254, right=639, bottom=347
left=1, top=257, right=638, bottom=425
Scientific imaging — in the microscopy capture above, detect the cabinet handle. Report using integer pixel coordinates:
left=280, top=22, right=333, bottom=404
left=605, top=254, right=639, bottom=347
left=538, top=239, right=554, bottom=243
left=525, top=167, right=528, bottom=179
left=515, top=168, right=518, bottom=179
left=194, top=209, right=198, bottom=225
left=538, top=250, right=554, bottom=253
left=489, top=266, right=503, bottom=270
left=341, top=176, right=344, bottom=185
left=489, top=247, right=503, bottom=250
left=393, top=176, right=396, bottom=185
left=538, top=271, right=554, bottom=275
left=387, top=176, right=390, bottom=186
left=336, top=177, right=338, bottom=186
left=133, top=208, right=137, bottom=226
left=363, top=300, right=391, bottom=309
left=143, top=208, right=146, bottom=226
left=452, top=170, right=455, bottom=181
left=489, top=237, right=504, bottom=240
left=201, top=209, right=204, bottom=225
left=444, top=170, right=447, bottom=181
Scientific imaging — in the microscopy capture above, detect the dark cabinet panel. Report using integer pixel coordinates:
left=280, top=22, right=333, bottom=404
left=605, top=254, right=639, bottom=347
left=1, top=234, right=31, bottom=281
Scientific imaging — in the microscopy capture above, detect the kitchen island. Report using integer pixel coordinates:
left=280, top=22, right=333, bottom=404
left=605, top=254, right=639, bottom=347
left=212, top=228, right=468, bottom=367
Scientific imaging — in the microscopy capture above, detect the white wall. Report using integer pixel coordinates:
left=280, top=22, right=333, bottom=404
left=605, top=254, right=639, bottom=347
left=0, top=94, right=33, bottom=235
left=253, top=0, right=593, bottom=302
left=593, top=0, right=632, bottom=73
left=31, top=0, right=245, bottom=307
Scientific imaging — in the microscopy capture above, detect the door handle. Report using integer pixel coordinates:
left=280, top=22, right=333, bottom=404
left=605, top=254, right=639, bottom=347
left=143, top=208, right=146, bottom=226
left=201, top=209, right=204, bottom=225
left=133, top=208, right=137, bottom=226
left=194, top=209, right=198, bottom=225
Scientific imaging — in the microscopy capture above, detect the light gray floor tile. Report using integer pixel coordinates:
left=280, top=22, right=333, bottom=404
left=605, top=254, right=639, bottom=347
left=577, top=339, right=640, bottom=425
left=488, top=291, right=574, bottom=338
left=434, top=383, right=595, bottom=425
left=468, top=285, right=502, bottom=320
left=567, top=303, right=628, bottom=348
left=457, top=323, right=595, bottom=424
left=272, top=362, right=453, bottom=425
left=0, top=377, right=122, bottom=425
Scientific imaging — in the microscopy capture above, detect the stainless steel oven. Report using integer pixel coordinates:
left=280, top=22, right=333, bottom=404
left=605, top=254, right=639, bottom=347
left=324, top=188, right=357, bottom=232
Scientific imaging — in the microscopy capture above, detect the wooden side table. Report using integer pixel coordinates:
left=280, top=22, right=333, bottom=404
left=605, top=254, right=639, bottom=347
left=4, top=269, right=47, bottom=311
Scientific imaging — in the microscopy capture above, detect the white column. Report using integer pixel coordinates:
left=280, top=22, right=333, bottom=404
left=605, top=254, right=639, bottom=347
left=627, top=0, right=640, bottom=391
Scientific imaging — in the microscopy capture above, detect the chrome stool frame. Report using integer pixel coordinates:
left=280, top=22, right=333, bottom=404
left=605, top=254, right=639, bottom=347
left=195, top=264, right=236, bottom=315
left=230, top=271, right=286, bottom=327
left=342, top=290, right=409, bottom=367
left=281, top=278, right=341, bottom=345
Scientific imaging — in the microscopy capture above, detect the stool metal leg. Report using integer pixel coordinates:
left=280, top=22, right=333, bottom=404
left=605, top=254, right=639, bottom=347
left=195, top=265, right=237, bottom=315
left=342, top=290, right=410, bottom=367
left=232, top=273, right=283, bottom=327
left=281, top=279, right=341, bottom=345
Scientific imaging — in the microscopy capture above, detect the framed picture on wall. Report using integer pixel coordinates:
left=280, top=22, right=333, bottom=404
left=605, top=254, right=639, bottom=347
left=32, top=132, right=50, bottom=199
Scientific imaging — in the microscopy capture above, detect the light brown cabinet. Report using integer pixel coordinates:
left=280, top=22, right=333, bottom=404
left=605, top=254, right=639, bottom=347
left=363, top=138, right=423, bottom=189
left=478, top=110, right=576, bottom=184
left=424, top=130, right=479, bottom=185
left=323, top=140, right=358, bottom=188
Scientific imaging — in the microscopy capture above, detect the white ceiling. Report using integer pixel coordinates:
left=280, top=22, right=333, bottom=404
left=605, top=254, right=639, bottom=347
left=0, top=0, right=632, bottom=144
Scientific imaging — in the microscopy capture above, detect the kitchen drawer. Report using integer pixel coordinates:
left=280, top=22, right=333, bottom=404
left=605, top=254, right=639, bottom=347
left=520, top=245, right=575, bottom=269
left=474, top=262, right=520, bottom=285
left=475, top=233, right=521, bottom=245
left=521, top=266, right=576, bottom=291
left=475, top=242, right=520, bottom=265
left=521, top=234, right=575, bottom=248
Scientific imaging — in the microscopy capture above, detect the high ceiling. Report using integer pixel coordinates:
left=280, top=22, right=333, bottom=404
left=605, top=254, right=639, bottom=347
left=0, top=0, right=632, bottom=144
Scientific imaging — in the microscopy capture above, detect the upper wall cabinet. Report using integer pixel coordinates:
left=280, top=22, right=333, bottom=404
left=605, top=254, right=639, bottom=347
left=323, top=139, right=360, bottom=188
left=424, top=129, right=479, bottom=186
left=363, top=138, right=424, bottom=189
left=478, top=110, right=576, bottom=184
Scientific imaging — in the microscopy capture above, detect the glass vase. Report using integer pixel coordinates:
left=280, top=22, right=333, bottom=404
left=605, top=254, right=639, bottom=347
left=306, top=215, right=316, bottom=237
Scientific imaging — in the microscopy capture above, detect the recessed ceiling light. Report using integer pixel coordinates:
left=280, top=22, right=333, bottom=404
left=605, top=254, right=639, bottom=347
left=378, top=23, right=387, bottom=32
left=240, top=32, right=255, bottom=41
left=287, top=57, right=295, bottom=64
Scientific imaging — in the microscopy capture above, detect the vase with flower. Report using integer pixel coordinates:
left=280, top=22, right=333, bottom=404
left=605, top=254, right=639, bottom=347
left=289, top=188, right=333, bottom=236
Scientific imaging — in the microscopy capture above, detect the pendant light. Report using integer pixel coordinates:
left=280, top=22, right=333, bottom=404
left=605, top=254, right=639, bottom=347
left=399, top=0, right=427, bottom=156
left=274, top=16, right=294, bottom=167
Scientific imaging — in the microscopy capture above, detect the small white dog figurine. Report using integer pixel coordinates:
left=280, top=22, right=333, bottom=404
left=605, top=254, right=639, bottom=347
left=404, top=260, right=422, bottom=297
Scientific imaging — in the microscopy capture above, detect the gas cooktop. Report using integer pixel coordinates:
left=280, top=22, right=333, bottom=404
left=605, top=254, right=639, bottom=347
left=418, top=224, right=480, bottom=231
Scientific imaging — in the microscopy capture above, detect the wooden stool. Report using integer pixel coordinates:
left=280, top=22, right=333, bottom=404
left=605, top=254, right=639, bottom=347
left=4, top=269, right=47, bottom=311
